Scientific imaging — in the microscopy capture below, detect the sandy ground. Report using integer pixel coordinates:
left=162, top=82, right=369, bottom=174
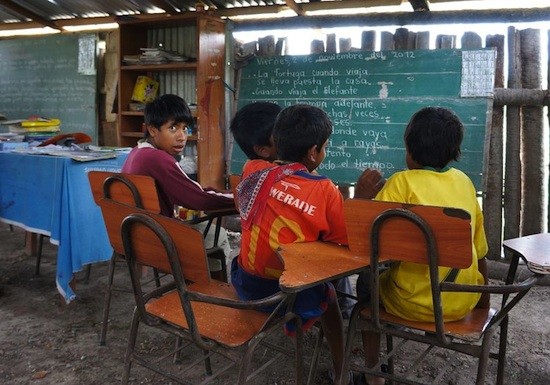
left=0, top=223, right=549, bottom=385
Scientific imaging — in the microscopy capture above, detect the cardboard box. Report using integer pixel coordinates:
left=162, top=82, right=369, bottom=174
left=131, top=76, right=159, bottom=103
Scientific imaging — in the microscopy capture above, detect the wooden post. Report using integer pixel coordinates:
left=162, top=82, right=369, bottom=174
left=520, top=28, right=546, bottom=235
left=504, top=27, right=522, bottom=254
left=380, top=31, right=394, bottom=50
left=415, top=31, right=430, bottom=49
left=361, top=30, right=376, bottom=51
left=484, top=34, right=505, bottom=260
left=258, top=35, right=275, bottom=56
left=394, top=28, right=410, bottom=49
left=310, top=39, right=324, bottom=54
left=461, top=31, right=482, bottom=48
left=436, top=34, right=455, bottom=49
left=339, top=37, right=352, bottom=53
left=547, top=29, right=550, bottom=230
left=326, top=33, right=337, bottom=53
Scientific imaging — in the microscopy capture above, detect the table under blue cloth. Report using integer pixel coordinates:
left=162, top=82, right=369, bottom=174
left=0, top=151, right=129, bottom=303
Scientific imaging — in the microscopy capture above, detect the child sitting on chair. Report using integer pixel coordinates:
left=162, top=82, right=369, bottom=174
left=231, top=104, right=351, bottom=385
left=229, top=101, right=357, bottom=320
left=355, top=106, right=489, bottom=385
left=122, top=94, right=235, bottom=275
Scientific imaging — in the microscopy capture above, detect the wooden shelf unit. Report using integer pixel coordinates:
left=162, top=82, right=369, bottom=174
left=117, top=13, right=226, bottom=189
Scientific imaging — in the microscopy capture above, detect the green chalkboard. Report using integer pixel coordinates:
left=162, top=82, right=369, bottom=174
left=0, top=34, right=97, bottom=142
left=231, top=49, right=496, bottom=191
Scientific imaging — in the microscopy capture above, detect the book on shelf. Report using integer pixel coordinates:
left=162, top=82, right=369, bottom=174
left=131, top=76, right=159, bottom=104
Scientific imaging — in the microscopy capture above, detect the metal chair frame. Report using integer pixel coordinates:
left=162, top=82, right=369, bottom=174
left=343, top=203, right=542, bottom=385
left=119, top=208, right=305, bottom=384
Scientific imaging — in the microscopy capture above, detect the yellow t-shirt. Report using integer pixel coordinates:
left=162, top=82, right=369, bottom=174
left=377, top=168, right=488, bottom=322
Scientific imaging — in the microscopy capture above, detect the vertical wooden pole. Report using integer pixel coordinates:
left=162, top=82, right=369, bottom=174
left=520, top=28, right=546, bottom=235
left=380, top=31, right=394, bottom=50
left=504, top=27, right=522, bottom=255
left=547, top=29, right=550, bottom=229
left=361, top=30, right=376, bottom=51
left=484, top=34, right=505, bottom=260
left=415, top=31, right=430, bottom=49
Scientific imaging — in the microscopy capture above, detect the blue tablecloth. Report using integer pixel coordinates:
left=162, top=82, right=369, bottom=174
left=0, top=151, right=128, bottom=303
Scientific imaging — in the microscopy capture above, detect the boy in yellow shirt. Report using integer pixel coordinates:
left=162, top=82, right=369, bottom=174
left=355, top=106, right=489, bottom=385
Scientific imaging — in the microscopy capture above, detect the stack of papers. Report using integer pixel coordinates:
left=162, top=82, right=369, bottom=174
left=122, top=48, right=189, bottom=65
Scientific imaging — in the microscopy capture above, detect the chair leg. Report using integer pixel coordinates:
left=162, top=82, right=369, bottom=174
left=476, top=329, right=495, bottom=385
left=153, top=268, right=161, bottom=287
left=84, top=264, right=92, bottom=284
left=99, top=252, right=117, bottom=346
left=386, top=334, right=394, bottom=385
left=307, top=326, right=324, bottom=385
left=35, top=234, right=45, bottom=275
left=496, top=316, right=509, bottom=385
left=121, top=309, right=140, bottom=385
left=295, top=319, right=305, bottom=385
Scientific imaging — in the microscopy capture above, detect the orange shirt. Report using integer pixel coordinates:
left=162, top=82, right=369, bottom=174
left=237, top=160, right=348, bottom=279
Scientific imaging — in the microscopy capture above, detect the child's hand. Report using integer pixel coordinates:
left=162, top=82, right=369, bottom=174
left=354, top=169, right=385, bottom=199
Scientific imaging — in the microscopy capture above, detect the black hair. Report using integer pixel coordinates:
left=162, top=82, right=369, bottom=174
left=143, top=94, right=194, bottom=138
left=404, top=106, right=464, bottom=169
left=229, top=102, right=282, bottom=159
left=273, top=104, right=332, bottom=162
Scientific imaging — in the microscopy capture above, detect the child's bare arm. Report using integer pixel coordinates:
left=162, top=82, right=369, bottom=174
left=476, top=257, right=490, bottom=308
left=354, top=169, right=386, bottom=199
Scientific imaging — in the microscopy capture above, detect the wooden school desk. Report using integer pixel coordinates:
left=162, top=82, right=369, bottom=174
left=0, top=151, right=128, bottom=303
left=277, top=241, right=372, bottom=293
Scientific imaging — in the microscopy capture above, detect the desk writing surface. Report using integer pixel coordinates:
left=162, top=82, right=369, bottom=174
left=0, top=151, right=128, bottom=303
left=277, top=241, right=368, bottom=293
left=232, top=49, right=496, bottom=191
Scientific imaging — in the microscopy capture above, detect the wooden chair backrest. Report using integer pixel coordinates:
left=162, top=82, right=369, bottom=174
left=228, top=174, right=241, bottom=210
left=88, top=171, right=161, bottom=213
left=344, top=199, right=472, bottom=269
left=103, top=199, right=211, bottom=284
left=89, top=171, right=161, bottom=256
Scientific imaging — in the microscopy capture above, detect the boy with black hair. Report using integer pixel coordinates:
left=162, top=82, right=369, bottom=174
left=122, top=94, right=235, bottom=272
left=231, top=104, right=350, bottom=385
left=230, top=101, right=357, bottom=319
left=122, top=94, right=234, bottom=215
left=229, top=101, right=281, bottom=161
left=355, top=106, right=489, bottom=385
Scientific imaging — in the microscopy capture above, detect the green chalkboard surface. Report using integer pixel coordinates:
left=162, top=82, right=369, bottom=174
left=0, top=34, right=97, bottom=142
left=231, top=49, right=496, bottom=191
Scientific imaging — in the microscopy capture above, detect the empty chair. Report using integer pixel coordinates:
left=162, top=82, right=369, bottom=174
left=111, top=199, right=305, bottom=384
left=89, top=170, right=163, bottom=346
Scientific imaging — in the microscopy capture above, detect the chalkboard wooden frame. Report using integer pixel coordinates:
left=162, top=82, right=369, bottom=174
left=230, top=48, right=496, bottom=192
left=0, top=34, right=97, bottom=142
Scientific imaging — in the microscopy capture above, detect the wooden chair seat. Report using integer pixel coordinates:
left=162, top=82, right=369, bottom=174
left=146, top=280, right=274, bottom=348
left=342, top=198, right=542, bottom=385
left=359, top=306, right=496, bottom=342
left=115, top=201, right=306, bottom=384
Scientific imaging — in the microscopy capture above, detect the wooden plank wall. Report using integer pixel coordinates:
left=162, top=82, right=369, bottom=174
left=237, top=27, right=550, bottom=260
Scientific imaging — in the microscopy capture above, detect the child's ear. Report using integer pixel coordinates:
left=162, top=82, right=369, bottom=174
left=307, top=144, right=318, bottom=162
left=253, top=144, right=271, bottom=159
left=145, top=124, right=159, bottom=137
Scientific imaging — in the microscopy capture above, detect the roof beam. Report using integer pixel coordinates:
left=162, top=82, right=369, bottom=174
left=0, top=0, right=60, bottom=30
left=228, top=6, right=550, bottom=31
left=285, top=0, right=305, bottom=16
left=408, top=0, right=430, bottom=12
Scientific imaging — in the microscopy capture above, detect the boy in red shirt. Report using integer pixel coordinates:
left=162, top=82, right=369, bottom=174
left=232, top=104, right=349, bottom=385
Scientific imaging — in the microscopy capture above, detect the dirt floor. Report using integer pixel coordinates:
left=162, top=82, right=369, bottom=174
left=0, top=223, right=549, bottom=385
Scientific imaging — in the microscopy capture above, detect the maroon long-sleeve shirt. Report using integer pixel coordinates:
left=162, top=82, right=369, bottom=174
left=122, top=142, right=234, bottom=217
